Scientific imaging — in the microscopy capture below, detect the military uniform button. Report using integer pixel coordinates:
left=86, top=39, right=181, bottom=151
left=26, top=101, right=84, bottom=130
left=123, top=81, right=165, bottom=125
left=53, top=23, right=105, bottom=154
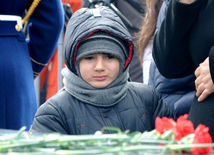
left=15, top=24, right=21, bottom=32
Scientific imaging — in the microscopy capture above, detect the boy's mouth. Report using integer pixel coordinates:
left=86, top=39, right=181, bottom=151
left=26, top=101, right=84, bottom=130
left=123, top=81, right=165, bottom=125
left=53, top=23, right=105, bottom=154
left=93, top=76, right=107, bottom=81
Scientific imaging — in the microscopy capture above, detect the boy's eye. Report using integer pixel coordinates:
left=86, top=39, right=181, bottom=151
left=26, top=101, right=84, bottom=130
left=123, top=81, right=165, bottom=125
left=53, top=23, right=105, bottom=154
left=106, top=54, right=116, bottom=59
left=84, top=56, right=94, bottom=60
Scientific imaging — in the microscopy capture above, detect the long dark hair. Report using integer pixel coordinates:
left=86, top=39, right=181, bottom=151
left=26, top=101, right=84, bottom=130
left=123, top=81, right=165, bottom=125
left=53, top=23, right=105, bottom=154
left=138, top=0, right=163, bottom=64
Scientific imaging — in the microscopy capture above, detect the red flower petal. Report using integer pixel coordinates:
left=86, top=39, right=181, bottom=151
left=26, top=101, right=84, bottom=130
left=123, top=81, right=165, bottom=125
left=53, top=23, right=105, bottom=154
left=155, top=117, right=176, bottom=135
left=191, top=124, right=213, bottom=154
left=174, top=114, right=194, bottom=141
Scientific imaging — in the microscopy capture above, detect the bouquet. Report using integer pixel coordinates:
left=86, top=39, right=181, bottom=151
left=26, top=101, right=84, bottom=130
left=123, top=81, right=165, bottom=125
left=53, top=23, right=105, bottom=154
left=0, top=114, right=213, bottom=154
left=154, top=114, right=213, bottom=154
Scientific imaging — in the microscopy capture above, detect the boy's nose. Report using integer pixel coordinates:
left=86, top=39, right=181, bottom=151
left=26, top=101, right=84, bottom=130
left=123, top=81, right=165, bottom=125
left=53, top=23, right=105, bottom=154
left=94, top=58, right=105, bottom=71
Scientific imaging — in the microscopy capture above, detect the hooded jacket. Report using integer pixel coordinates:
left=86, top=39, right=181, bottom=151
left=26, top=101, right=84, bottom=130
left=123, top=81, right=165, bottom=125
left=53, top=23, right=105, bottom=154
left=30, top=6, right=175, bottom=135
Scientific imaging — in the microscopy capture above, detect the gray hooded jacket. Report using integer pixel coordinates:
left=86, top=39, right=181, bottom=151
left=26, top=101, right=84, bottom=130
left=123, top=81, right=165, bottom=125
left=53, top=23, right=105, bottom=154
left=30, top=6, right=175, bottom=135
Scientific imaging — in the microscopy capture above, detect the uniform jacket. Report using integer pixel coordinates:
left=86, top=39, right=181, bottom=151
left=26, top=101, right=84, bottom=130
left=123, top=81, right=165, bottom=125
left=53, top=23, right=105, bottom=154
left=31, top=6, right=175, bottom=135
left=0, top=0, right=64, bottom=130
left=148, top=0, right=195, bottom=117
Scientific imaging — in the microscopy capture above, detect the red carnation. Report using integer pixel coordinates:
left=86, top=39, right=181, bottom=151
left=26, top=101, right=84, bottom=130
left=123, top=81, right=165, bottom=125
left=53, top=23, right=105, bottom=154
left=174, top=114, right=194, bottom=141
left=155, top=117, right=176, bottom=135
left=191, top=124, right=213, bottom=154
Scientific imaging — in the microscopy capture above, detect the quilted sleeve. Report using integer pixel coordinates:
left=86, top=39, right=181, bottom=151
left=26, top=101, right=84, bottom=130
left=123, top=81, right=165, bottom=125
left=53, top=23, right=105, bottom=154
left=30, top=101, right=68, bottom=134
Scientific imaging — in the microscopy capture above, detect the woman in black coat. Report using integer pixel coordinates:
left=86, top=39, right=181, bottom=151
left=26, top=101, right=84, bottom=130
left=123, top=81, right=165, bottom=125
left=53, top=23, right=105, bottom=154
left=152, top=0, right=214, bottom=139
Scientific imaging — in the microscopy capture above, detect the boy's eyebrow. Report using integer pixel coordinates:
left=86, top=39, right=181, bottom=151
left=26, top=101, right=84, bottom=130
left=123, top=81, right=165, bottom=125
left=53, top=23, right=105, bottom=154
left=84, top=54, right=94, bottom=57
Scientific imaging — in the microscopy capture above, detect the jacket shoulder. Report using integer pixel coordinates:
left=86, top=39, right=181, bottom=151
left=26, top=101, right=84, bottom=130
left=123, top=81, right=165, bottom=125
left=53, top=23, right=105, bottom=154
left=128, top=82, right=162, bottom=108
left=127, top=82, right=176, bottom=121
left=128, top=82, right=160, bottom=95
left=31, top=89, right=77, bottom=134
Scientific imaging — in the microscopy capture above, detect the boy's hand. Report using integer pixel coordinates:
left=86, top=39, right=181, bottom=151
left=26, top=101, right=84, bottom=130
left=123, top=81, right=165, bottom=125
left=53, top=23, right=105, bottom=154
left=195, top=57, right=214, bottom=102
left=179, top=0, right=195, bottom=4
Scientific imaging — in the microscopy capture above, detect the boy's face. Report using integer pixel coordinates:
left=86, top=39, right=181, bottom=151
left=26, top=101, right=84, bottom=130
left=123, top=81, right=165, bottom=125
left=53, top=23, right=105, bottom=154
left=79, top=53, right=120, bottom=88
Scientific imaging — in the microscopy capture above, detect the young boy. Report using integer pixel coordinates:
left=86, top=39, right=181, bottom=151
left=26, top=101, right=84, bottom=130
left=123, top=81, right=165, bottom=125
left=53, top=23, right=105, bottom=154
left=30, top=6, right=176, bottom=134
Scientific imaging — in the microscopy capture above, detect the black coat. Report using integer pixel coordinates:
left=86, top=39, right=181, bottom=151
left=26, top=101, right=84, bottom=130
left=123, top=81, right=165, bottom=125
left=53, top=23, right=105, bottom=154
left=152, top=0, right=214, bottom=140
left=153, top=0, right=214, bottom=79
left=31, top=83, right=175, bottom=134
left=148, top=0, right=195, bottom=118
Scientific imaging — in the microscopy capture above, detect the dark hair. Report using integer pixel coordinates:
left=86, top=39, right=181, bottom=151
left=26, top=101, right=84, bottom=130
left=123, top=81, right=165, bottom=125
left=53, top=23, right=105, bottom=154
left=138, top=0, right=163, bottom=64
